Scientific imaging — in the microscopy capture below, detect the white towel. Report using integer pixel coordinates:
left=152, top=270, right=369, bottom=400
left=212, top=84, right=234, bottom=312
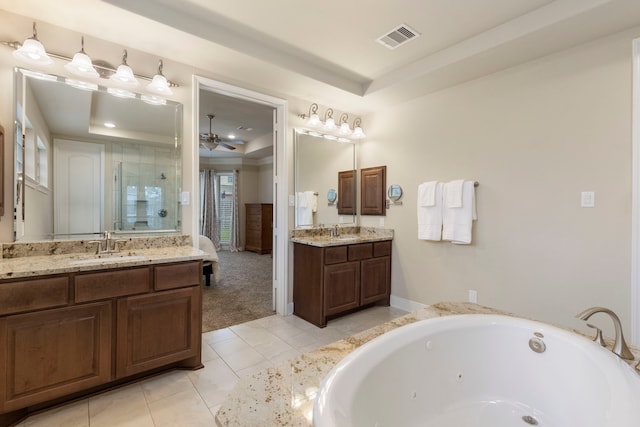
left=296, top=191, right=316, bottom=226
left=297, top=192, right=308, bottom=208
left=442, top=180, right=477, bottom=244
left=445, top=179, right=464, bottom=208
left=417, top=182, right=443, bottom=240
left=418, top=181, right=437, bottom=207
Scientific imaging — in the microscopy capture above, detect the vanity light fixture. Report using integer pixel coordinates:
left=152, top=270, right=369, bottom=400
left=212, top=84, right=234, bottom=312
left=12, top=22, right=53, bottom=67
left=338, top=113, right=351, bottom=135
left=299, top=103, right=366, bottom=140
left=3, top=22, right=179, bottom=98
left=322, top=109, right=336, bottom=131
left=110, top=50, right=139, bottom=87
left=65, top=36, right=99, bottom=79
left=302, top=103, right=321, bottom=127
left=351, top=118, right=366, bottom=139
left=145, top=59, right=173, bottom=95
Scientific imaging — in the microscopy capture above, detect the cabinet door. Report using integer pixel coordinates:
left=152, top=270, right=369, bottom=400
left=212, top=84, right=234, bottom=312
left=361, top=256, right=391, bottom=305
left=116, top=286, right=201, bottom=378
left=324, top=261, right=360, bottom=316
left=360, top=165, right=386, bottom=216
left=0, top=302, right=112, bottom=412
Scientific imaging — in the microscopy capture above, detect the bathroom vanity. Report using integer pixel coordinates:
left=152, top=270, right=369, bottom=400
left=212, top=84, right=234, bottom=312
left=291, top=227, right=393, bottom=327
left=0, top=237, right=205, bottom=427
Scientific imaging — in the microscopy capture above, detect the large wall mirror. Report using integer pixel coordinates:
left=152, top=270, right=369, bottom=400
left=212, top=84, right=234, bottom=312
left=294, top=128, right=356, bottom=228
left=14, top=68, right=183, bottom=241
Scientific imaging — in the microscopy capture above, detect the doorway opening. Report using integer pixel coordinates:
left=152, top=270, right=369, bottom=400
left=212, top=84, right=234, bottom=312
left=193, top=75, right=288, bottom=331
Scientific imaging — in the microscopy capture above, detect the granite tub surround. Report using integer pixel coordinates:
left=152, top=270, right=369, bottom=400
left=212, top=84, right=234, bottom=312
left=214, top=302, right=640, bottom=426
left=290, top=226, right=393, bottom=247
left=0, top=235, right=206, bottom=279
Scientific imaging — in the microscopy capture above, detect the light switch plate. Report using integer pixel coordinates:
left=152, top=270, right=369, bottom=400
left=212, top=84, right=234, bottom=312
left=181, top=191, right=190, bottom=205
left=581, top=191, right=595, bottom=208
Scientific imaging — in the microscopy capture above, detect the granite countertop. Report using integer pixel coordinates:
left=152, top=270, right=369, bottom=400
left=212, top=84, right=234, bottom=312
left=290, top=226, right=393, bottom=247
left=214, top=302, right=640, bottom=426
left=0, top=235, right=207, bottom=280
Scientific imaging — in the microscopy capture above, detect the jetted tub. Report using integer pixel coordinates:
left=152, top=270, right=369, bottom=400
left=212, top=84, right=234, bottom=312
left=314, top=314, right=640, bottom=427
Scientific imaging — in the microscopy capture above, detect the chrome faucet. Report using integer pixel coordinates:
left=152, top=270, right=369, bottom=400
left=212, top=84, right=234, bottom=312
left=576, top=307, right=635, bottom=360
left=90, top=231, right=120, bottom=254
left=333, top=224, right=340, bottom=237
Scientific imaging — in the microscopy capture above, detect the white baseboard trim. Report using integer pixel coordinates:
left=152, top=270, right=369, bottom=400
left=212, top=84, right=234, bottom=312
left=390, top=295, right=427, bottom=313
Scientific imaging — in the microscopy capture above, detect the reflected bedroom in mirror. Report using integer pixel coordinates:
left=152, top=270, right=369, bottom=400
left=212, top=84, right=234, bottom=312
left=13, top=67, right=183, bottom=242
left=294, top=128, right=356, bottom=229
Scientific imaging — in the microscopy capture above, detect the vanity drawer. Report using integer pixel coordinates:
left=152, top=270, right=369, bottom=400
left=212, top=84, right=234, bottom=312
left=373, top=241, right=392, bottom=257
left=75, top=267, right=151, bottom=303
left=348, top=243, right=373, bottom=261
left=154, top=261, right=201, bottom=290
left=324, top=246, right=347, bottom=265
left=0, top=276, right=69, bottom=316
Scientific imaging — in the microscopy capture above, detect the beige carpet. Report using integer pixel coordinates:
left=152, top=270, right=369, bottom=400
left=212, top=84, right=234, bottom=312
left=202, top=250, right=274, bottom=332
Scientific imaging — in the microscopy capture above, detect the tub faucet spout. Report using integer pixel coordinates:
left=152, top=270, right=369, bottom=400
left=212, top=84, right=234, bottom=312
left=576, top=307, right=635, bottom=361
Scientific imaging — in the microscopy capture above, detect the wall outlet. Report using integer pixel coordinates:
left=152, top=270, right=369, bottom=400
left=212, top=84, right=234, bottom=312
left=468, top=289, right=478, bottom=303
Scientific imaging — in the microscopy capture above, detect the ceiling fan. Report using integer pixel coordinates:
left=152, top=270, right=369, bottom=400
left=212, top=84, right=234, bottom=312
left=199, top=113, right=245, bottom=151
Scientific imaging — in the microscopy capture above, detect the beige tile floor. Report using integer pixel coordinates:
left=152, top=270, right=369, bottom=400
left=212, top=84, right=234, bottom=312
left=16, top=306, right=407, bottom=427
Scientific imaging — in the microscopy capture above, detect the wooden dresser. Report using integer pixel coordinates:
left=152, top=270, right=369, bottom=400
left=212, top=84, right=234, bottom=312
left=245, top=203, right=273, bottom=254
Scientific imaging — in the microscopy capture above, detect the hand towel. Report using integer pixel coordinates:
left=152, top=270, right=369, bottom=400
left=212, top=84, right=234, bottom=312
left=418, top=181, right=437, bottom=207
left=296, top=191, right=315, bottom=226
left=297, top=192, right=308, bottom=208
left=417, top=182, right=443, bottom=240
left=445, top=179, right=464, bottom=208
left=442, top=180, right=477, bottom=244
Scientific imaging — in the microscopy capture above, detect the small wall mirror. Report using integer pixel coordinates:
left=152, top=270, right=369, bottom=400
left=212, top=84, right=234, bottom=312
left=327, top=188, right=337, bottom=204
left=388, top=184, right=403, bottom=202
left=14, top=68, right=183, bottom=241
left=294, top=128, right=356, bottom=228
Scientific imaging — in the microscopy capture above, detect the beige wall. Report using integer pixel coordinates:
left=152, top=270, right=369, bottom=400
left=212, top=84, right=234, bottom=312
left=2, top=8, right=639, bottom=335
left=362, top=29, right=638, bottom=333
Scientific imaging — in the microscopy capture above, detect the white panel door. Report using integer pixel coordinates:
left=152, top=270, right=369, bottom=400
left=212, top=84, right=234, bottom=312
left=54, top=139, right=104, bottom=235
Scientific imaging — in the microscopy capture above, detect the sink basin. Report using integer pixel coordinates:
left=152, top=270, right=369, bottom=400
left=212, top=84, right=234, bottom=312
left=68, top=254, right=147, bottom=266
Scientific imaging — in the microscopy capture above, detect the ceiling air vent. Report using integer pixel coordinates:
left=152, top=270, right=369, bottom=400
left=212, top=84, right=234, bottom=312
left=376, top=24, right=420, bottom=50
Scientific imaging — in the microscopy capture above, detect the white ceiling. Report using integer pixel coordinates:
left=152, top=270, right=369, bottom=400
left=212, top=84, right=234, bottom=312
left=98, top=0, right=640, bottom=103
left=3, top=0, right=640, bottom=159
left=198, top=89, right=274, bottom=159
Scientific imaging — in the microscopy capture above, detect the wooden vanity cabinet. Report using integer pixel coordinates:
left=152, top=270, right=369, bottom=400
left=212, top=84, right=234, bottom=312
left=0, top=301, right=112, bottom=412
left=116, top=283, right=201, bottom=377
left=0, top=260, right=202, bottom=424
left=294, top=240, right=391, bottom=327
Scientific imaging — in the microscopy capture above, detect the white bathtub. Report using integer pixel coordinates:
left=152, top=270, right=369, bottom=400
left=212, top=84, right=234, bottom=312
left=313, top=314, right=640, bottom=427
